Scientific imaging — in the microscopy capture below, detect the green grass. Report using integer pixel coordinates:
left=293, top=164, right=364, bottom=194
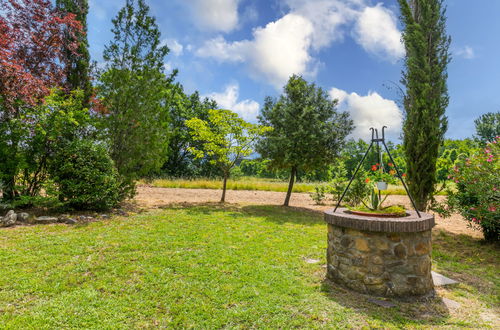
left=148, top=177, right=448, bottom=196
left=349, top=205, right=407, bottom=217
left=0, top=205, right=497, bottom=328
left=150, top=177, right=315, bottom=193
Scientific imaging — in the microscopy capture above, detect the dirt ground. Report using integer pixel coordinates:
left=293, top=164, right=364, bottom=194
left=135, top=185, right=483, bottom=239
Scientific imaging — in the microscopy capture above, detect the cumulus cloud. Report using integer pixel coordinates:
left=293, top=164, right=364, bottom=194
left=195, top=0, right=403, bottom=88
left=188, top=0, right=240, bottom=32
left=207, top=84, right=260, bottom=122
left=455, top=46, right=475, bottom=59
left=353, top=4, right=405, bottom=61
left=165, top=39, right=183, bottom=56
left=197, top=14, right=315, bottom=88
left=329, top=87, right=402, bottom=139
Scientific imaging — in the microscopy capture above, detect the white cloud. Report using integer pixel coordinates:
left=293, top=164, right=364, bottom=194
left=353, top=4, right=405, bottom=61
left=329, top=87, right=402, bottom=139
left=207, top=84, right=260, bottom=122
left=456, top=46, right=475, bottom=59
left=284, top=0, right=361, bottom=50
left=195, top=36, right=249, bottom=62
left=197, top=14, right=315, bottom=88
left=189, top=0, right=240, bottom=32
left=195, top=0, right=404, bottom=88
left=165, top=39, right=183, bottom=56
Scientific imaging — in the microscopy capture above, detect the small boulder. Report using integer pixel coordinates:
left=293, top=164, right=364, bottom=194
left=65, top=218, right=77, bottom=225
left=1, top=210, right=17, bottom=227
left=34, top=216, right=59, bottom=224
left=17, top=212, right=30, bottom=223
left=100, top=214, right=110, bottom=219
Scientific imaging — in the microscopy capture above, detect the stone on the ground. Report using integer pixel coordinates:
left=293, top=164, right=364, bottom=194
left=100, top=214, right=110, bottom=219
left=65, top=218, right=77, bottom=225
left=1, top=210, right=17, bottom=227
left=18, top=212, right=30, bottom=222
left=34, top=216, right=59, bottom=224
left=442, top=297, right=460, bottom=310
left=432, top=271, right=458, bottom=286
left=304, top=258, right=320, bottom=264
left=367, top=298, right=396, bottom=308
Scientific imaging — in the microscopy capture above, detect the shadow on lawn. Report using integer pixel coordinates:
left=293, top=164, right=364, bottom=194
left=159, top=202, right=325, bottom=226
left=320, top=278, right=452, bottom=327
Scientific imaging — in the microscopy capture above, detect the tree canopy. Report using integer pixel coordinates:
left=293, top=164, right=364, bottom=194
left=257, top=75, right=353, bottom=206
left=186, top=109, right=270, bottom=202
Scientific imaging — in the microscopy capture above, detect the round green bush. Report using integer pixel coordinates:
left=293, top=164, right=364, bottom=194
left=49, top=140, right=121, bottom=210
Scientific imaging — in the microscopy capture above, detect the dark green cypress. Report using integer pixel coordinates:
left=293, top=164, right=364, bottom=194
left=398, top=0, right=451, bottom=211
left=56, top=0, right=92, bottom=105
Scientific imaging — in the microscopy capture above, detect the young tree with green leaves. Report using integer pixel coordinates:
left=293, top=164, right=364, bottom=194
left=474, top=112, right=500, bottom=145
left=162, top=86, right=219, bottom=177
left=56, top=0, right=92, bottom=105
left=257, top=75, right=353, bottom=206
left=98, top=0, right=172, bottom=197
left=186, top=109, right=271, bottom=202
left=398, top=0, right=451, bottom=211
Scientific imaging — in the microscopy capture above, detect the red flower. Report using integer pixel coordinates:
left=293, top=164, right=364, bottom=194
left=402, top=173, right=407, bottom=177
left=365, top=178, right=370, bottom=183
left=371, top=165, right=377, bottom=171
left=388, top=163, right=394, bottom=167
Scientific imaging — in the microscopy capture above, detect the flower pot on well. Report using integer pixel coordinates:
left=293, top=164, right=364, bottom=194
left=377, top=181, right=388, bottom=190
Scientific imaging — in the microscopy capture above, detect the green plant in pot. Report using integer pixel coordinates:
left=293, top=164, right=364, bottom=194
left=349, top=186, right=407, bottom=217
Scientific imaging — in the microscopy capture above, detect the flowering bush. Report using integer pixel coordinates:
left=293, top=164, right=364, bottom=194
left=446, top=136, right=499, bottom=241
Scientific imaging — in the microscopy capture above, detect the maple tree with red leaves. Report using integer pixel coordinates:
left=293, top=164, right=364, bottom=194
left=0, top=0, right=82, bottom=115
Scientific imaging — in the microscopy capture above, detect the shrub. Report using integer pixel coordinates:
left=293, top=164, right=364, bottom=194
left=328, top=163, right=347, bottom=202
left=344, top=172, right=372, bottom=207
left=446, top=137, right=499, bottom=241
left=49, top=139, right=121, bottom=210
left=310, top=185, right=327, bottom=205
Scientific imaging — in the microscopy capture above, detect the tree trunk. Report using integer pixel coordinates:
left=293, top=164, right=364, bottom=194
left=284, top=166, right=297, bottom=206
left=221, top=172, right=228, bottom=203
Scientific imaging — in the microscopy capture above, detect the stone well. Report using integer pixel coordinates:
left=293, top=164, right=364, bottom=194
left=324, top=208, right=435, bottom=297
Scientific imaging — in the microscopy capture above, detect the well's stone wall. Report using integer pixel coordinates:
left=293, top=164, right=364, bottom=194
left=325, top=208, right=435, bottom=297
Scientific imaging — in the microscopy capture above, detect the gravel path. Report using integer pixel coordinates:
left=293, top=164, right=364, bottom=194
left=135, top=185, right=482, bottom=238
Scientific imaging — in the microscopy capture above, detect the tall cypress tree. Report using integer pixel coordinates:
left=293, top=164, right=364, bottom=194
left=398, top=0, right=451, bottom=211
left=56, top=0, right=92, bottom=105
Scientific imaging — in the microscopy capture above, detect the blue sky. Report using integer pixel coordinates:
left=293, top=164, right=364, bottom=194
left=87, top=0, right=500, bottom=141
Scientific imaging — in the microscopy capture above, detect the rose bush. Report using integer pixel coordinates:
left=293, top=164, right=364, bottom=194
left=447, top=136, right=499, bottom=241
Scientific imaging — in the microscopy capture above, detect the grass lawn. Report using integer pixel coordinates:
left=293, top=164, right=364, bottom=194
left=149, top=177, right=449, bottom=196
left=0, top=204, right=497, bottom=328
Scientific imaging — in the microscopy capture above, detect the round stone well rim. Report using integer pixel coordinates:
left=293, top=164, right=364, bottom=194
left=324, top=208, right=434, bottom=233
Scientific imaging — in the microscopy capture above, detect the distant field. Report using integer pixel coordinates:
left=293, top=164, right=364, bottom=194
left=147, top=177, right=448, bottom=195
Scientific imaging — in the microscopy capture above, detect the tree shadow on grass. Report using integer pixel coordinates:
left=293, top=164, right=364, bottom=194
left=157, top=202, right=325, bottom=226
left=320, top=277, right=453, bottom=327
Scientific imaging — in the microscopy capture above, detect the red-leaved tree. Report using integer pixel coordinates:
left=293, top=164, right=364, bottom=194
left=0, top=0, right=82, bottom=114
left=0, top=0, right=82, bottom=200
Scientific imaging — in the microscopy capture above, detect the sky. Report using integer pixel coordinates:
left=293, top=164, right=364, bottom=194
left=87, top=0, right=500, bottom=142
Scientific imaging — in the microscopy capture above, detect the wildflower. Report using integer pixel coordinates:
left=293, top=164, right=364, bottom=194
left=389, top=170, right=396, bottom=175
left=371, top=165, right=377, bottom=171
left=402, top=173, right=407, bottom=178
left=388, top=163, right=394, bottom=167
left=472, top=217, right=477, bottom=222
left=487, top=158, right=493, bottom=162
left=365, top=178, right=370, bottom=183
left=376, top=163, right=380, bottom=166
left=489, top=206, right=496, bottom=212
left=470, top=207, right=476, bottom=210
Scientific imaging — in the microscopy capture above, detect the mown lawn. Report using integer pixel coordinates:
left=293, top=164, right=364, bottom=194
left=0, top=204, right=497, bottom=328
left=148, top=177, right=448, bottom=196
